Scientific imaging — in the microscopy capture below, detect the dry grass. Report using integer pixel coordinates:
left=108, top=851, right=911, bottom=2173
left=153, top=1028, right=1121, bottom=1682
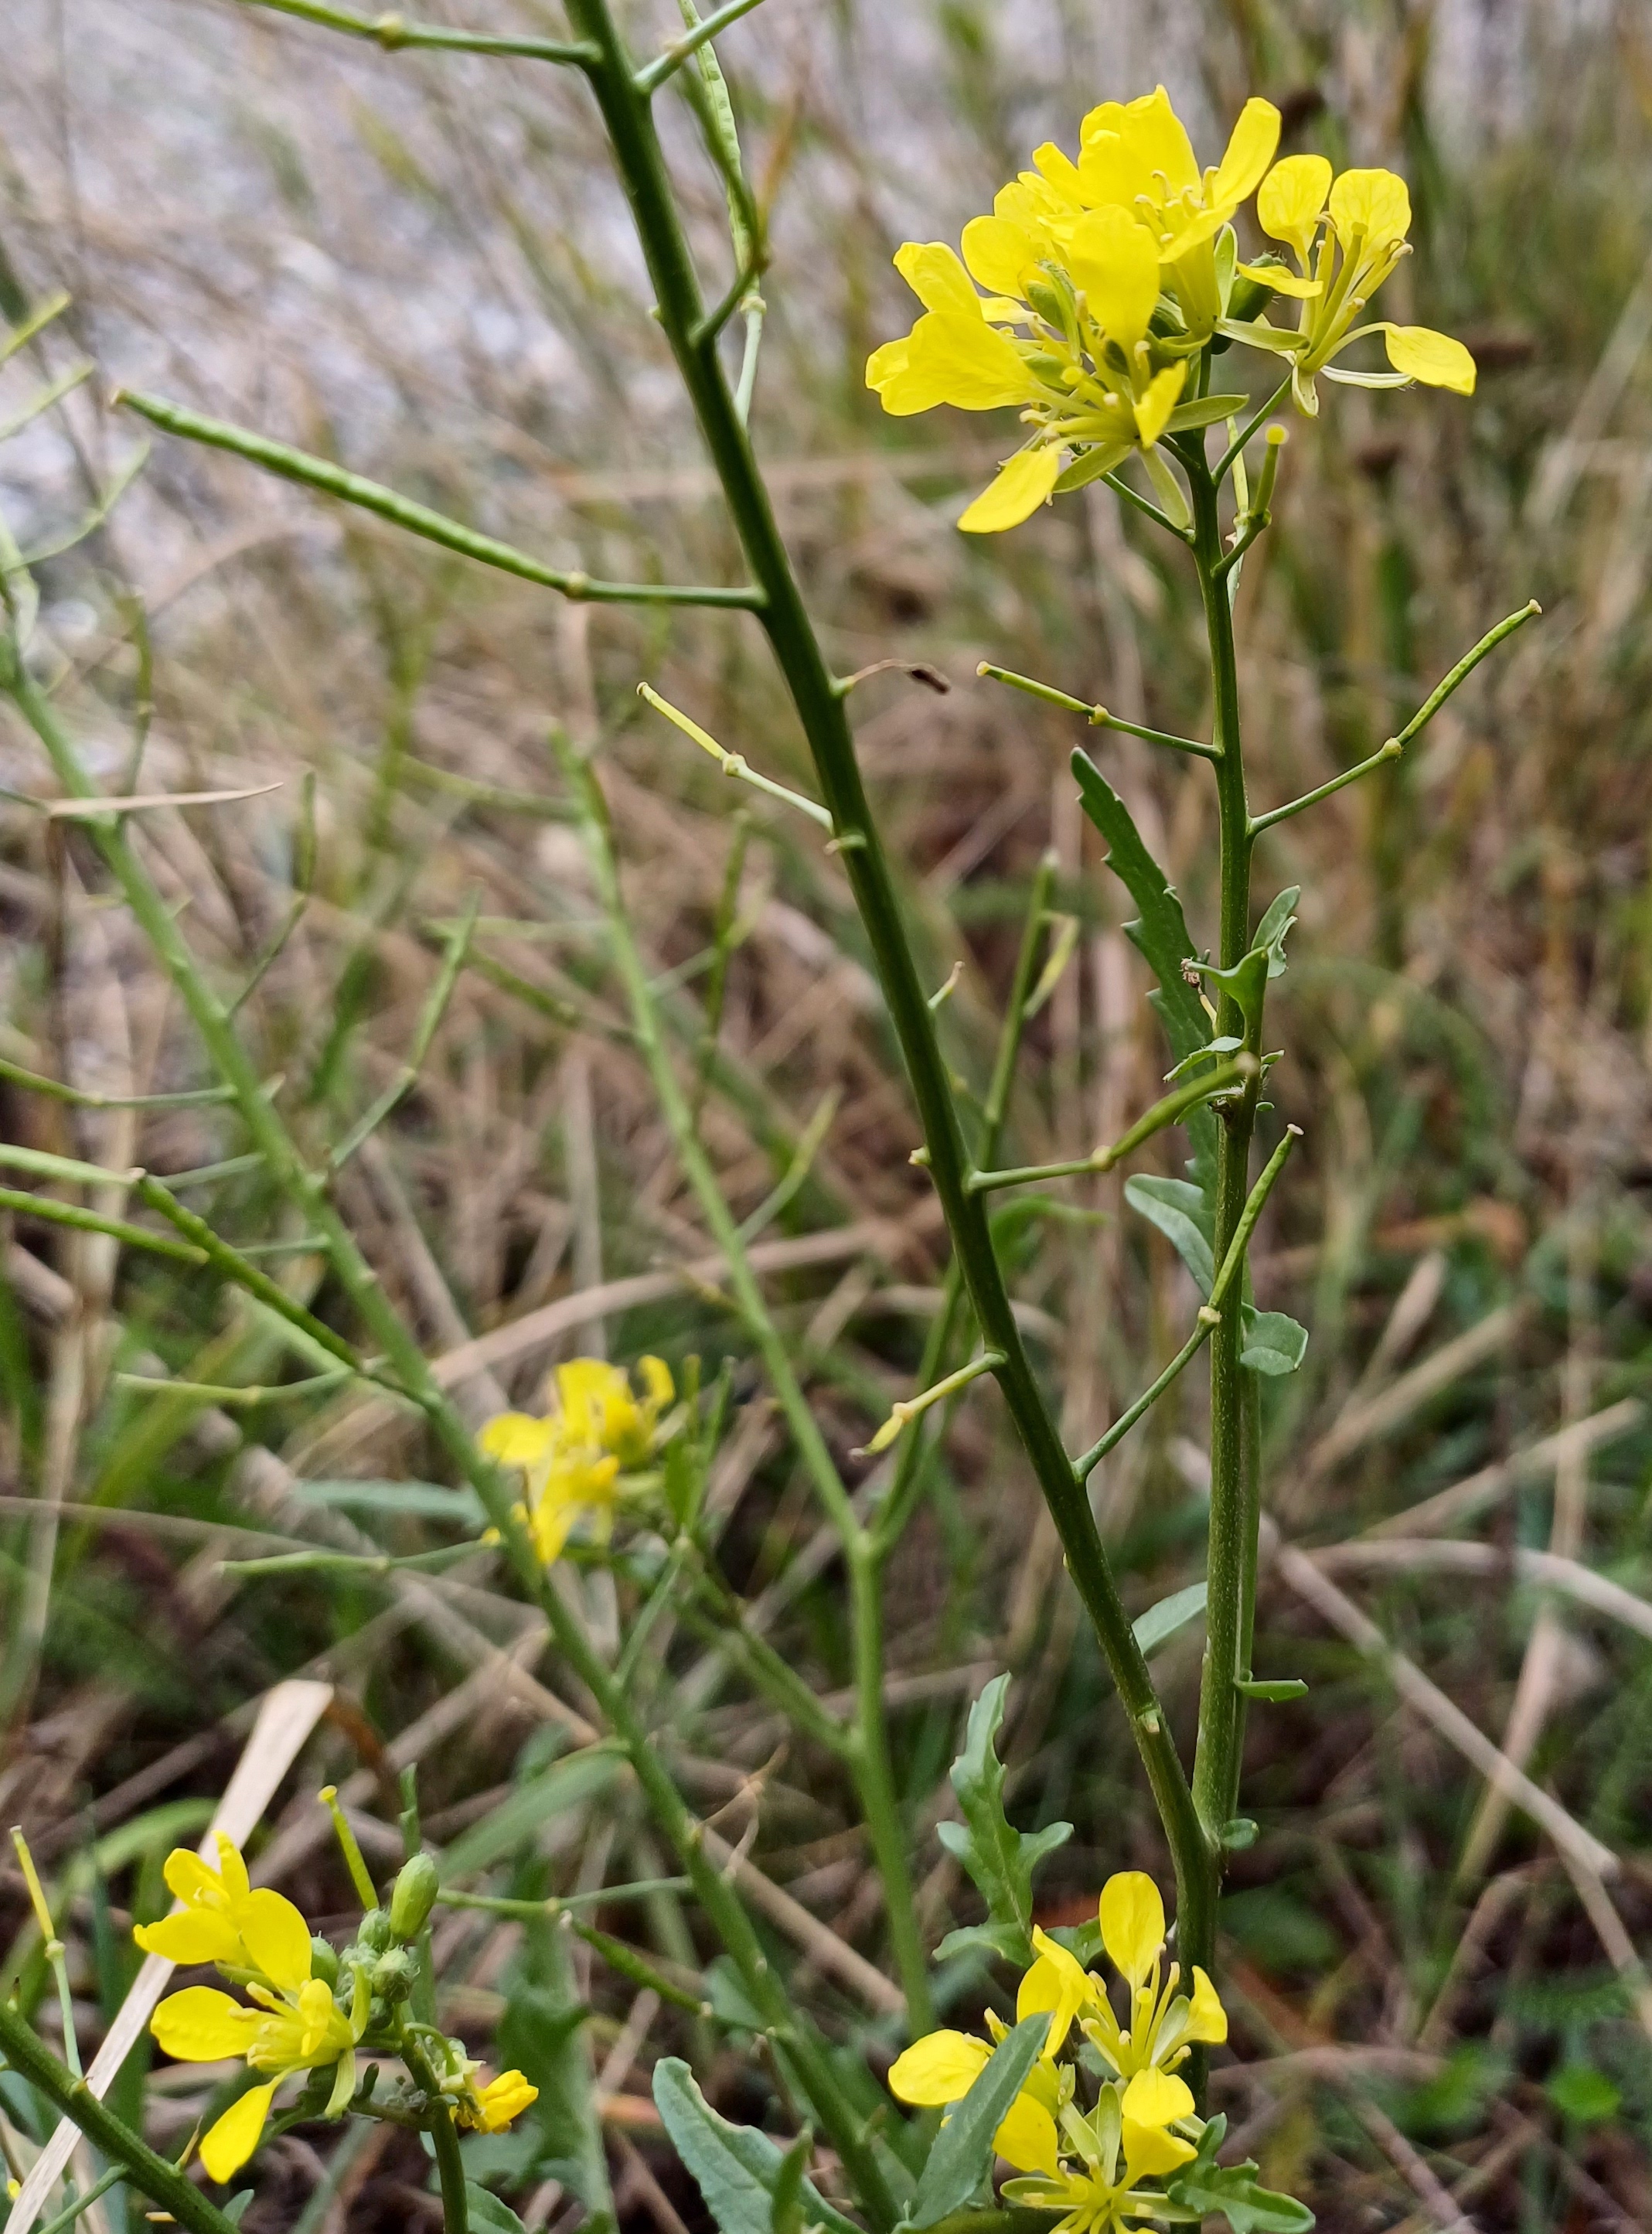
left=2, top=2, right=1652, bottom=2228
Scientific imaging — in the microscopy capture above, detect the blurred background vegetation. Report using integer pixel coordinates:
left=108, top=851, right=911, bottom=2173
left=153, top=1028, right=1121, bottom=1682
left=2, top=0, right=1652, bottom=2227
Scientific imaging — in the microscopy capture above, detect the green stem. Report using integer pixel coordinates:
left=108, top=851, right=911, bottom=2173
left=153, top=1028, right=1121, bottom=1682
left=0, top=2001, right=243, bottom=2234
left=560, top=0, right=1207, bottom=1959
left=115, top=392, right=761, bottom=610
left=402, top=2040, right=468, bottom=2234
left=1184, top=438, right=1260, bottom=1977
left=240, top=0, right=599, bottom=63
left=969, top=1057, right=1255, bottom=1193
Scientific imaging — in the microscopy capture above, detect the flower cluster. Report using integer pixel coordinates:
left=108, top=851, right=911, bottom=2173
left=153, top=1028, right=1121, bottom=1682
left=138, top=1835, right=536, bottom=2183
left=868, top=85, right=1475, bottom=530
left=480, top=1355, right=675, bottom=1566
left=889, top=1873, right=1226, bottom=2232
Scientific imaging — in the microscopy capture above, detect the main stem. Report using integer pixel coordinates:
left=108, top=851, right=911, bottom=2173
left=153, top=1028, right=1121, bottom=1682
left=564, top=0, right=1210, bottom=1959
left=1186, top=440, right=1262, bottom=1971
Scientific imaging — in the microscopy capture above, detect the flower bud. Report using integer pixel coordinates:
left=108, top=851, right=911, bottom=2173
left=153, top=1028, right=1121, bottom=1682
left=371, top=1947, right=417, bottom=2003
left=309, top=1934, right=339, bottom=1987
left=389, top=1851, right=440, bottom=1942
left=357, top=1906, right=393, bottom=1954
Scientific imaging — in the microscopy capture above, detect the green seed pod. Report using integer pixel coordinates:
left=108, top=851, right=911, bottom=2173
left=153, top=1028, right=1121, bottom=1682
left=308, top=1934, right=339, bottom=1987
left=357, top=1906, right=393, bottom=1954
left=389, top=1850, right=440, bottom=1942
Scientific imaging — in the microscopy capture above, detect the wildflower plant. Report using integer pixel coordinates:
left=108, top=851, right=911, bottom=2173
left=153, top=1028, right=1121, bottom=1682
left=0, top=15, right=1545, bottom=2234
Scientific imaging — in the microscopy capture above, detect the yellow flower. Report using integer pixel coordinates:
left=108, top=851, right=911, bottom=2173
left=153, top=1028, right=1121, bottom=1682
left=887, top=2025, right=1064, bottom=2178
left=134, top=1834, right=312, bottom=1980
left=1003, top=2068, right=1200, bottom=2231
left=1233, top=157, right=1476, bottom=412
left=479, top=1354, right=673, bottom=1564
left=1079, top=1872, right=1227, bottom=2082
left=151, top=1901, right=367, bottom=2181
left=867, top=88, right=1293, bottom=530
left=458, top=2068, right=540, bottom=2133
left=1077, top=87, right=1280, bottom=340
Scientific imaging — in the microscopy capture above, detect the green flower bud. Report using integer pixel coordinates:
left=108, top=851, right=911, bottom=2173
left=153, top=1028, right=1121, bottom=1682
left=370, top=1947, right=417, bottom=2003
left=389, top=1851, right=440, bottom=1942
left=309, top=1934, right=339, bottom=1987
left=357, top=1905, right=393, bottom=1954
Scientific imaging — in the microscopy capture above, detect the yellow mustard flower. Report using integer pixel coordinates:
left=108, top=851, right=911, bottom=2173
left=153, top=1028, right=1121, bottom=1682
left=480, top=1355, right=674, bottom=1564
left=1078, top=1870, right=1228, bottom=2082
left=888, top=1922, right=1095, bottom=2175
left=133, top=1833, right=305, bottom=1975
left=867, top=87, right=1282, bottom=531
left=1230, top=155, right=1476, bottom=412
left=151, top=1919, right=368, bottom=2180
left=1004, top=2068, right=1201, bottom=2232
left=887, top=1872, right=1227, bottom=2210
left=1076, top=87, right=1280, bottom=341
left=458, top=2067, right=541, bottom=2133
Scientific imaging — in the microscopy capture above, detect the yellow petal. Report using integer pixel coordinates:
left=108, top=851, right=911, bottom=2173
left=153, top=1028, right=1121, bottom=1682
left=638, top=1356, right=674, bottom=1411
left=1118, top=87, right=1199, bottom=196
left=1020, top=1928, right=1095, bottom=2055
left=1328, top=167, right=1412, bottom=251
left=1030, top=142, right=1084, bottom=206
left=1381, top=323, right=1476, bottom=394
left=958, top=447, right=1061, bottom=534
left=469, top=2069, right=540, bottom=2131
left=994, top=2093, right=1061, bottom=2177
left=887, top=2030, right=991, bottom=2106
left=1121, top=2116, right=1197, bottom=2181
left=554, top=1359, right=631, bottom=1440
left=479, top=1413, right=556, bottom=1467
left=1133, top=362, right=1187, bottom=448
left=152, top=1987, right=261, bottom=2062
left=961, top=216, right=1041, bottom=299
left=133, top=1912, right=243, bottom=1967
left=1068, top=206, right=1160, bottom=350
left=1257, top=154, right=1331, bottom=258
left=213, top=1834, right=250, bottom=1904
left=1099, top=1871, right=1165, bottom=1989
left=1184, top=1965, right=1228, bottom=2045
left=1122, top=2068, right=1193, bottom=2129
left=199, top=2081, right=278, bottom=2184
left=908, top=313, right=1037, bottom=411
left=162, top=1850, right=223, bottom=1908
left=894, top=242, right=982, bottom=322
left=237, top=1890, right=313, bottom=1997
left=1235, top=258, right=1321, bottom=299
left=1207, top=97, right=1281, bottom=213
left=867, top=336, right=942, bottom=416
left=530, top=1492, right=580, bottom=1567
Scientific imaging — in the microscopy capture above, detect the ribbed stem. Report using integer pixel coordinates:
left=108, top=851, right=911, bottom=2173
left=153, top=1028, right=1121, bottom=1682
left=1185, top=445, right=1262, bottom=1980
left=564, top=0, right=1209, bottom=1956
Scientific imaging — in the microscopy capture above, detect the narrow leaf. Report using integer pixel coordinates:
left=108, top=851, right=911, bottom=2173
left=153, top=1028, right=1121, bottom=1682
left=1123, top=1175, right=1214, bottom=1295
left=908, top=2017, right=1047, bottom=2229
left=1133, top=1581, right=1207, bottom=1657
left=1235, top=1677, right=1307, bottom=1702
left=1072, top=750, right=1217, bottom=1192
left=653, top=2062, right=861, bottom=2234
